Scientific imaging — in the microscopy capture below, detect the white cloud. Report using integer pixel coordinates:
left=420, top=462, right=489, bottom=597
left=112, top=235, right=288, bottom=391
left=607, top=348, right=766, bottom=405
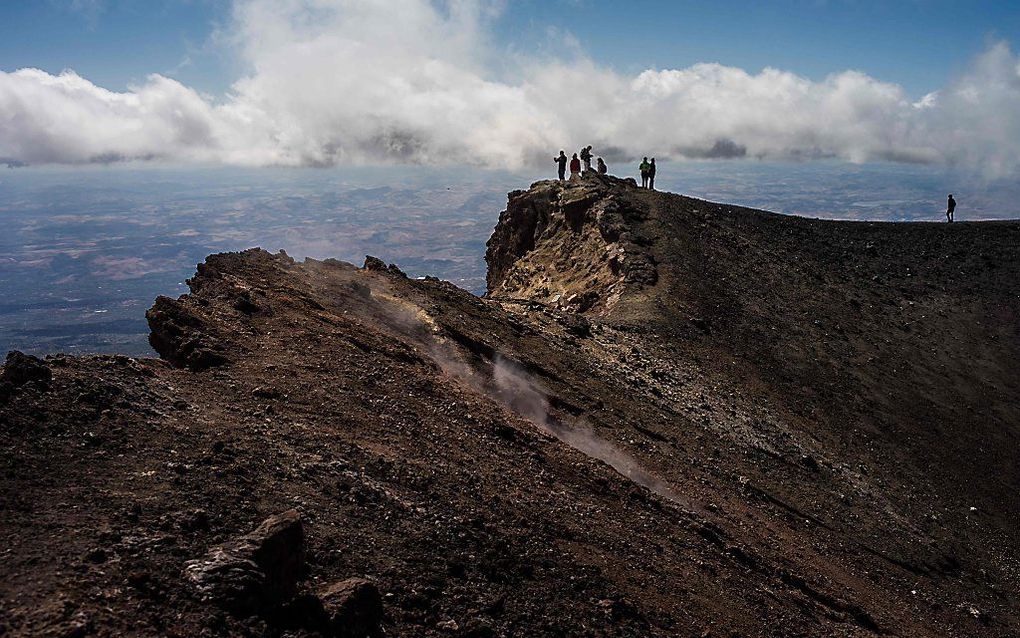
left=0, top=68, right=225, bottom=165
left=2, top=0, right=1020, bottom=177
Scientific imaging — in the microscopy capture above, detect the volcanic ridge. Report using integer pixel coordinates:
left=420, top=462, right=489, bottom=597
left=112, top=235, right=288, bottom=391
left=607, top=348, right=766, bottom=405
left=2, top=174, right=1020, bottom=637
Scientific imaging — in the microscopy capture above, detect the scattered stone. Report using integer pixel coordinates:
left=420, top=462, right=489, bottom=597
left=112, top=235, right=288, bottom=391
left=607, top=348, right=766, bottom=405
left=436, top=619, right=460, bottom=632
left=691, top=317, right=712, bottom=334
left=319, top=577, right=384, bottom=638
left=251, top=386, right=281, bottom=399
left=55, top=611, right=93, bottom=638
left=232, top=291, right=260, bottom=315
left=83, top=547, right=108, bottom=564
left=799, top=454, right=820, bottom=471
left=461, top=618, right=497, bottom=638
left=959, top=603, right=991, bottom=625
left=181, top=509, right=211, bottom=532
left=596, top=597, right=643, bottom=622
left=560, top=313, right=592, bottom=338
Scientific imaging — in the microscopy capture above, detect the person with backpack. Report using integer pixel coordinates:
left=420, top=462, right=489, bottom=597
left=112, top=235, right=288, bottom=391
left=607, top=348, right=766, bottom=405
left=597, top=157, right=608, bottom=175
left=569, top=153, right=582, bottom=179
left=639, top=157, right=651, bottom=188
left=580, top=145, right=594, bottom=173
left=554, top=150, right=568, bottom=180
left=648, top=158, right=657, bottom=190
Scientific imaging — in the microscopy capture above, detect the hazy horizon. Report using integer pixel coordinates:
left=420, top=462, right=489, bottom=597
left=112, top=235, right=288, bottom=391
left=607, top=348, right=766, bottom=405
left=3, top=159, right=1018, bottom=357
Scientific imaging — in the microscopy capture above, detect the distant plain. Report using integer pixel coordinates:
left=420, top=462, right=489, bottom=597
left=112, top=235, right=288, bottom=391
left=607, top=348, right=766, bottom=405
left=2, top=161, right=1017, bottom=356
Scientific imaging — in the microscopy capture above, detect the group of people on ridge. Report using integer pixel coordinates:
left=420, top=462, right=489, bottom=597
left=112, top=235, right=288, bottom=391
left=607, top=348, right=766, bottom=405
left=555, top=146, right=607, bottom=181
left=555, top=148, right=958, bottom=222
left=553, top=146, right=656, bottom=189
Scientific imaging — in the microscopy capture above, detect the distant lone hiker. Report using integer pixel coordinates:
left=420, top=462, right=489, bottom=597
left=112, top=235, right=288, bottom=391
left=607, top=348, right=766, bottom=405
left=648, top=158, right=657, bottom=190
left=597, top=157, right=608, bottom=175
left=569, top=153, right=582, bottom=180
left=555, top=150, right=568, bottom=180
left=580, top=145, right=594, bottom=173
left=946, top=194, right=956, bottom=223
left=639, top=157, right=651, bottom=188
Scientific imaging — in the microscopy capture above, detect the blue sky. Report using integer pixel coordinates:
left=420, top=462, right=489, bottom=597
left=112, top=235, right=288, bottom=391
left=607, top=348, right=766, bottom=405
left=0, top=1, right=233, bottom=94
left=2, top=1, right=1017, bottom=97
left=500, top=0, right=1020, bottom=97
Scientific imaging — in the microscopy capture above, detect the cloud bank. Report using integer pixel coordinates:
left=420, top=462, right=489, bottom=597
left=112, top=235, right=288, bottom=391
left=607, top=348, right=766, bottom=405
left=2, top=0, right=1020, bottom=176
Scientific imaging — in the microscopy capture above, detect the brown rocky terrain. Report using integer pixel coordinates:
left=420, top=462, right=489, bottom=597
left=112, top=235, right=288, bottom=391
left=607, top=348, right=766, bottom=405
left=2, top=174, right=1019, bottom=637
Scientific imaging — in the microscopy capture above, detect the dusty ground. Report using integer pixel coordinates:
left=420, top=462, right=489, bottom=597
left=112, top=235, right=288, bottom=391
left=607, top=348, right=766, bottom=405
left=2, top=175, right=1019, bottom=637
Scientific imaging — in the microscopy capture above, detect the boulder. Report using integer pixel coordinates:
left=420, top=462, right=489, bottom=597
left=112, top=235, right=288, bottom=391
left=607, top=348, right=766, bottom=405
left=183, top=509, right=304, bottom=612
left=1, top=351, right=52, bottom=388
left=560, top=313, right=592, bottom=338
left=183, top=547, right=265, bottom=611
left=363, top=256, right=388, bottom=271
left=319, top=577, right=384, bottom=638
left=241, top=509, right=305, bottom=601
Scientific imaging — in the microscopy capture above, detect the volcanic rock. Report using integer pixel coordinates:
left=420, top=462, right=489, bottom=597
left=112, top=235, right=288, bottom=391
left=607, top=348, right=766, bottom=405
left=319, top=578, right=384, bottom=638
left=146, top=295, right=229, bottom=371
left=183, top=509, right=304, bottom=612
left=1, top=351, right=51, bottom=388
left=3, top=180, right=1020, bottom=637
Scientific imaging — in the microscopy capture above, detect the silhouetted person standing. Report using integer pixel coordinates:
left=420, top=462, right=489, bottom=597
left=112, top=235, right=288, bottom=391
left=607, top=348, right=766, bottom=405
left=554, top=150, right=568, bottom=180
left=597, top=157, right=608, bottom=175
left=946, top=194, right=956, bottom=223
left=639, top=157, right=651, bottom=188
left=569, top=153, right=582, bottom=180
left=580, top=145, right=593, bottom=173
left=648, top=158, right=657, bottom=190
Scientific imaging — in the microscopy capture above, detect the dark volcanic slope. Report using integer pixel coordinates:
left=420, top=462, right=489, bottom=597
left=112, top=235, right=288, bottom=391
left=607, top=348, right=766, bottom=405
left=3, top=176, right=1020, bottom=638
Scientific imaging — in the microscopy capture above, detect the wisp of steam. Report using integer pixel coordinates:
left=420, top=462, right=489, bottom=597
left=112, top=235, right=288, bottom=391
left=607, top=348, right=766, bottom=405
left=492, top=355, right=691, bottom=509
left=367, top=287, right=692, bottom=510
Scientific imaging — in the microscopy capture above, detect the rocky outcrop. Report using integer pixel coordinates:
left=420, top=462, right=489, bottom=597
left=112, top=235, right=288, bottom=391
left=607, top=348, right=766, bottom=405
left=183, top=509, right=305, bottom=612
left=0, top=351, right=51, bottom=396
left=146, top=296, right=230, bottom=371
left=145, top=249, right=298, bottom=370
left=484, top=174, right=657, bottom=314
left=363, top=255, right=406, bottom=277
